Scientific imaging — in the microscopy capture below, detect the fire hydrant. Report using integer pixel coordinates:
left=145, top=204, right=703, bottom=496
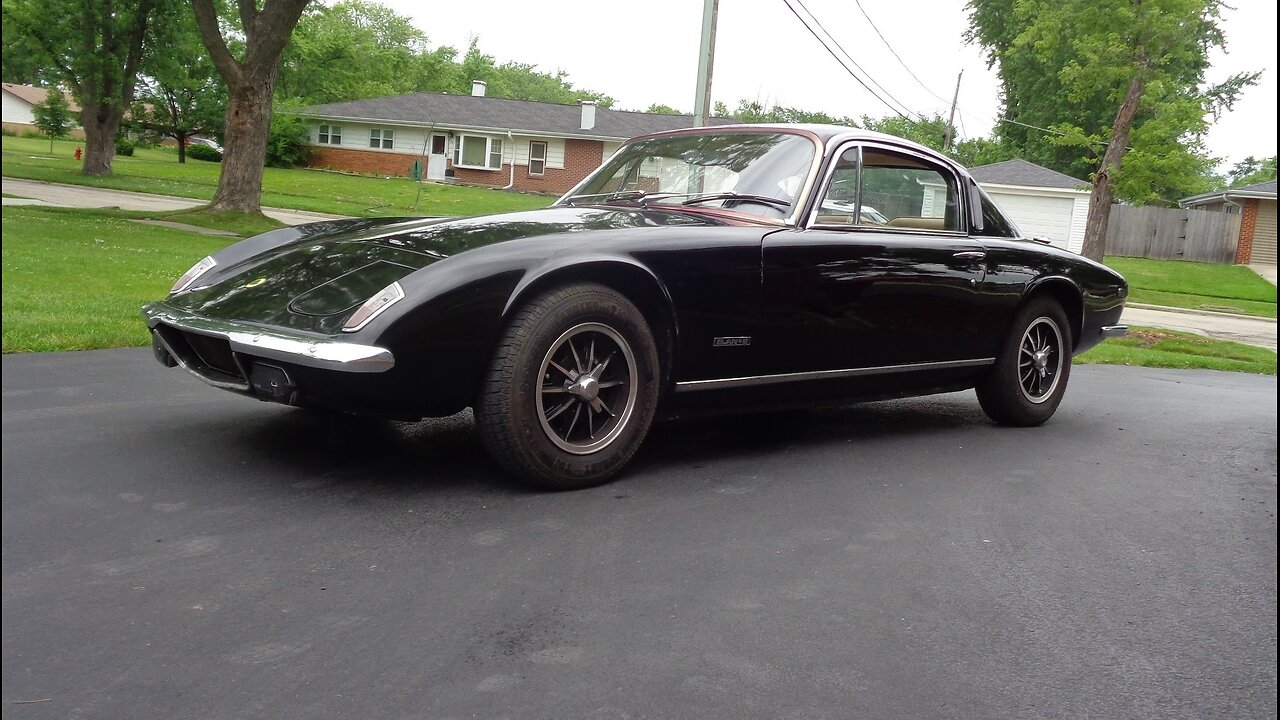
left=74, top=147, right=82, bottom=161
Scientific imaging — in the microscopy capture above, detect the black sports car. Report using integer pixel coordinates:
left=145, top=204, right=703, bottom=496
left=143, top=124, right=1128, bottom=488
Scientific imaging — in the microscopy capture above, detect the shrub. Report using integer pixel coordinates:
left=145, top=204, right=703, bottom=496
left=266, top=99, right=311, bottom=168
left=115, top=138, right=135, bottom=156
left=2, top=127, right=16, bottom=136
left=186, top=143, right=222, bottom=162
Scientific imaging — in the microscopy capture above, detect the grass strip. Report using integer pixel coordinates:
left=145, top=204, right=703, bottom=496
left=1077, top=326, right=1276, bottom=375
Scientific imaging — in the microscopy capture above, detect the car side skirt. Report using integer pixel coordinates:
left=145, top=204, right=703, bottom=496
left=673, top=357, right=995, bottom=392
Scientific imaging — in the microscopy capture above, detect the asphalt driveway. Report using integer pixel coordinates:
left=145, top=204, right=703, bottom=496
left=2, top=350, right=1275, bottom=719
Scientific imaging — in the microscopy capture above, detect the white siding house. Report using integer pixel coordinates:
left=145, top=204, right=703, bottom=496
left=969, top=159, right=1092, bottom=253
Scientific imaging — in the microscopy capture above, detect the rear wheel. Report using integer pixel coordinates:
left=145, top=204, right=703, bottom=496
left=976, top=296, right=1072, bottom=426
left=476, top=284, right=660, bottom=489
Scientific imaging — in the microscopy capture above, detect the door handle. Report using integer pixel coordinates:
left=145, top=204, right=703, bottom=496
left=952, top=250, right=986, bottom=261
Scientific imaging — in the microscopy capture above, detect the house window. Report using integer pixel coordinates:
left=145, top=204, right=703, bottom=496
left=318, top=124, right=342, bottom=145
left=528, top=141, right=547, bottom=176
left=455, top=134, right=504, bottom=170
left=369, top=128, right=394, bottom=149
left=431, top=134, right=447, bottom=155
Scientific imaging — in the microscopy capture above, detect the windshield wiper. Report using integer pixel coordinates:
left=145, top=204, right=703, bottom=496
left=564, top=190, right=652, bottom=206
left=679, top=192, right=791, bottom=208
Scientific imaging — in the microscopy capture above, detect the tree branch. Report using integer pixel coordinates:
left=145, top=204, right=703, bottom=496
left=191, top=0, right=244, bottom=86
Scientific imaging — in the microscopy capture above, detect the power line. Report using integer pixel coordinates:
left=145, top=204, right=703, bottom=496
left=792, top=0, right=917, bottom=118
left=780, top=0, right=919, bottom=121
left=787, top=0, right=1105, bottom=148
left=851, top=0, right=951, bottom=106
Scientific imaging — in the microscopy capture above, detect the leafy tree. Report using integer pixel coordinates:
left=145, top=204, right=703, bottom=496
left=725, top=98, right=857, bottom=126
left=951, top=137, right=1018, bottom=169
left=277, top=0, right=426, bottom=104
left=130, top=20, right=225, bottom=163
left=3, top=0, right=179, bottom=175
left=192, top=0, right=313, bottom=213
left=1226, top=156, right=1278, bottom=188
left=967, top=0, right=1259, bottom=259
left=860, top=114, right=953, bottom=152
left=30, top=87, right=74, bottom=153
left=447, top=40, right=614, bottom=107
left=644, top=104, right=683, bottom=115
left=0, top=16, right=57, bottom=86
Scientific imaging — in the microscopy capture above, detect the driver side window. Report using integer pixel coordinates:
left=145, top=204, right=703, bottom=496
left=816, top=146, right=961, bottom=231
left=861, top=149, right=960, bottom=231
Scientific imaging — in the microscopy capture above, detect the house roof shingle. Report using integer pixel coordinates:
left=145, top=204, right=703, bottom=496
left=968, top=158, right=1089, bottom=190
left=1234, top=179, right=1277, bottom=195
left=2, top=82, right=80, bottom=113
left=299, top=92, right=735, bottom=140
left=1180, top=178, right=1277, bottom=207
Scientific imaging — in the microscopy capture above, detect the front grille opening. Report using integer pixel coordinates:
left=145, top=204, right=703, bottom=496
left=154, top=325, right=248, bottom=387
left=185, top=332, right=238, bottom=375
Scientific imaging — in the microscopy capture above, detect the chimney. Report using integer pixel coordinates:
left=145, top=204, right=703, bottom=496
left=580, top=100, right=597, bottom=130
left=471, top=80, right=487, bottom=97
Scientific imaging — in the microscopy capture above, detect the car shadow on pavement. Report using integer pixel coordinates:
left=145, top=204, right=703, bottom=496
left=170, top=391, right=990, bottom=495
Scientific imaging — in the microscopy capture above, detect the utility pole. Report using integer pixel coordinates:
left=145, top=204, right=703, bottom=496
left=693, top=0, right=719, bottom=127
left=943, top=69, right=963, bottom=151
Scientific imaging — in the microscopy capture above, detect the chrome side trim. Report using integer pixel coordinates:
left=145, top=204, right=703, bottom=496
left=674, top=357, right=995, bottom=393
left=1100, top=325, right=1128, bottom=338
left=143, top=303, right=395, bottom=373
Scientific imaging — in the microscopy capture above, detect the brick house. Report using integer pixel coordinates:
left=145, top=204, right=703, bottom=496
left=1180, top=180, right=1278, bottom=265
left=297, top=81, right=734, bottom=195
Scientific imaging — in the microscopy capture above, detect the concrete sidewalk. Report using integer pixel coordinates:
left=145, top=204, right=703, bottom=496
left=1, top=177, right=349, bottom=226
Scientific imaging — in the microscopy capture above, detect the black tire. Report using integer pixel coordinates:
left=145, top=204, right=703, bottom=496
left=475, top=283, right=660, bottom=489
left=976, top=296, right=1073, bottom=426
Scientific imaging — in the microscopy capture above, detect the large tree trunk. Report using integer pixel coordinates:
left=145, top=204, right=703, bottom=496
left=208, top=72, right=276, bottom=212
left=79, top=102, right=123, bottom=176
left=192, top=0, right=311, bottom=214
left=1079, top=73, right=1145, bottom=262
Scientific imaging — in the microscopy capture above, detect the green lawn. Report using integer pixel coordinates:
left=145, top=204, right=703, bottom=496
left=1078, top=326, right=1276, bottom=374
left=4, top=202, right=1276, bottom=375
left=2, top=205, right=235, bottom=352
left=1105, top=256, right=1278, bottom=318
left=2, top=135, right=554, bottom=218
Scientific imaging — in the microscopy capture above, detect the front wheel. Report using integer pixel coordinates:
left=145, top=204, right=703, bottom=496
left=475, top=283, right=660, bottom=490
left=976, top=297, right=1073, bottom=426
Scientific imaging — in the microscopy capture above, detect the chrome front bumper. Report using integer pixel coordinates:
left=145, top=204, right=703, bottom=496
left=142, top=303, right=395, bottom=374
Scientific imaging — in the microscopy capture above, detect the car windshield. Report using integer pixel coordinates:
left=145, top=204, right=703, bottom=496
left=561, top=131, right=817, bottom=220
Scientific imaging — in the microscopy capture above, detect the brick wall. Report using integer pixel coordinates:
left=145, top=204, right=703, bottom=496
left=450, top=138, right=605, bottom=195
left=307, top=146, right=423, bottom=177
left=1235, top=198, right=1259, bottom=264
left=307, top=138, right=606, bottom=196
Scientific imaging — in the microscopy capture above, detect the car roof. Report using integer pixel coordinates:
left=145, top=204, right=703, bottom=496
left=636, top=123, right=967, bottom=174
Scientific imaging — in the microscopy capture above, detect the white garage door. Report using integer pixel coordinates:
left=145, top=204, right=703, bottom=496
left=986, top=191, right=1075, bottom=249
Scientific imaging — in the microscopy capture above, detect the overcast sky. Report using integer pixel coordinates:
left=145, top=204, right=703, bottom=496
left=379, top=0, right=1277, bottom=172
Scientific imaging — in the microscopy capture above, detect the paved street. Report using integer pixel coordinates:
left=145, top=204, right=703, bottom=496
left=2, top=350, right=1275, bottom=719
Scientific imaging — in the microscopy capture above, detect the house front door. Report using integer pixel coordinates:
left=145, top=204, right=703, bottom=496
left=427, top=134, right=448, bottom=180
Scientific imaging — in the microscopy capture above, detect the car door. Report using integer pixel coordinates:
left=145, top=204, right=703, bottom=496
left=760, top=143, right=999, bottom=375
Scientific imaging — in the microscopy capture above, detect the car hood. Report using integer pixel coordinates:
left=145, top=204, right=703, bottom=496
left=163, top=206, right=722, bottom=333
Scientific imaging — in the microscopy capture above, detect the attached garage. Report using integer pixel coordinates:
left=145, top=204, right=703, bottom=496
left=1179, top=179, right=1277, bottom=266
left=969, top=159, right=1091, bottom=254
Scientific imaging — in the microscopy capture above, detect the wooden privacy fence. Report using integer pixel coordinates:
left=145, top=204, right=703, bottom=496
left=1105, top=205, right=1240, bottom=263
